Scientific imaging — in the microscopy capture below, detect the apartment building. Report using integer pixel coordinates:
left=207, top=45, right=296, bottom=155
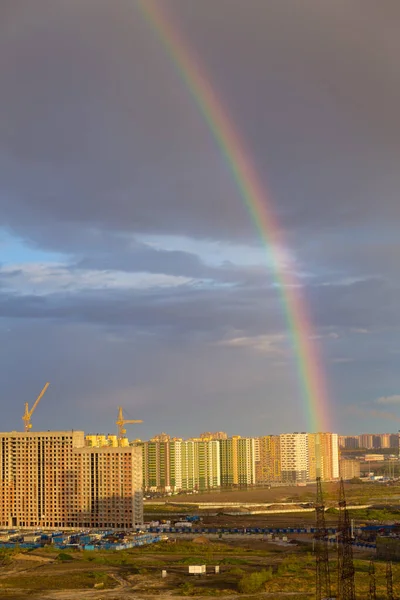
left=255, top=435, right=281, bottom=484
left=308, top=433, right=339, bottom=481
left=74, top=445, right=143, bottom=528
left=169, top=438, right=183, bottom=490
left=205, top=440, right=221, bottom=488
left=339, top=435, right=360, bottom=450
left=0, top=431, right=84, bottom=528
left=0, top=431, right=143, bottom=528
left=219, top=436, right=256, bottom=487
left=279, top=433, right=308, bottom=483
left=138, top=434, right=172, bottom=492
left=359, top=434, right=374, bottom=449
left=339, top=459, right=361, bottom=480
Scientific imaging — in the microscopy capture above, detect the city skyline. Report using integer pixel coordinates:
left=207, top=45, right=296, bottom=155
left=1, top=1, right=400, bottom=436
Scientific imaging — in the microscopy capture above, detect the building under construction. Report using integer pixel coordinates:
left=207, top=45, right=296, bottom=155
left=0, top=430, right=143, bottom=528
left=0, top=388, right=144, bottom=529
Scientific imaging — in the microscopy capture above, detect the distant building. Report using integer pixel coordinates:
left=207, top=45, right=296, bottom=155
left=308, top=433, right=339, bottom=481
left=364, top=454, right=384, bottom=462
left=199, top=432, right=227, bottom=440
left=380, top=433, right=391, bottom=449
left=255, top=435, right=281, bottom=484
left=359, top=434, right=374, bottom=449
left=390, top=433, right=400, bottom=449
left=136, top=434, right=172, bottom=492
left=340, top=436, right=360, bottom=450
left=339, top=459, right=360, bottom=480
left=219, top=436, right=256, bottom=487
left=279, top=433, right=308, bottom=483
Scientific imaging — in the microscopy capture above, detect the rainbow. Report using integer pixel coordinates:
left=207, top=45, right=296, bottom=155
left=137, top=0, right=330, bottom=433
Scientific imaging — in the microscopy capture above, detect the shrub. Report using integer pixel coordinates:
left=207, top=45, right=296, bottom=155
left=180, top=581, right=195, bottom=596
left=57, top=552, right=73, bottom=562
left=238, top=569, right=272, bottom=593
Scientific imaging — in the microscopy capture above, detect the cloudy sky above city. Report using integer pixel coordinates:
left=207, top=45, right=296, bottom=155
left=0, top=0, right=399, bottom=437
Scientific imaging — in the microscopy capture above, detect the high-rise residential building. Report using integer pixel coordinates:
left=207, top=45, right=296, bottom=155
left=138, top=434, right=171, bottom=492
left=180, top=439, right=206, bottom=491
left=255, top=435, right=281, bottom=484
left=279, top=433, right=308, bottom=483
left=0, top=431, right=85, bottom=528
left=390, top=433, right=400, bottom=449
left=136, top=436, right=222, bottom=493
left=359, top=434, right=374, bottom=449
left=339, top=459, right=360, bottom=480
left=74, top=445, right=143, bottom=528
left=372, top=435, right=382, bottom=449
left=169, top=438, right=183, bottom=491
left=0, top=430, right=143, bottom=529
left=380, top=434, right=391, bottom=449
left=205, top=440, right=221, bottom=488
left=339, top=436, right=360, bottom=450
left=219, top=437, right=256, bottom=487
left=308, top=433, right=339, bottom=481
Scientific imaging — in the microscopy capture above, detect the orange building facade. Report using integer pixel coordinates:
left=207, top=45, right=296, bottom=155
left=0, top=431, right=142, bottom=528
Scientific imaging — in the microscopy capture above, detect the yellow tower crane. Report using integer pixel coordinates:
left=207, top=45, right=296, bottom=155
left=22, top=382, right=50, bottom=432
left=116, top=406, right=142, bottom=444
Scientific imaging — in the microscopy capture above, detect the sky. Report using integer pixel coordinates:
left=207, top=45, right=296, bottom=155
left=0, top=0, right=399, bottom=438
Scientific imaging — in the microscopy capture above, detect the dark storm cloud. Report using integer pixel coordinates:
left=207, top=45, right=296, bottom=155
left=0, top=0, right=399, bottom=247
left=0, top=278, right=287, bottom=338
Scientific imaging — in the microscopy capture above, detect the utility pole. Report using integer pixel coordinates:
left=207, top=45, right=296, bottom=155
left=337, top=478, right=356, bottom=600
left=368, top=560, right=376, bottom=600
left=315, top=477, right=331, bottom=600
left=386, top=561, right=394, bottom=600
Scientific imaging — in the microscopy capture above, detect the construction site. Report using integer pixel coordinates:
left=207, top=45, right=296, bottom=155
left=0, top=477, right=397, bottom=599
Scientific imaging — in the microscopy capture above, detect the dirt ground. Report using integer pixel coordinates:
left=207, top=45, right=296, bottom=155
left=163, top=485, right=316, bottom=504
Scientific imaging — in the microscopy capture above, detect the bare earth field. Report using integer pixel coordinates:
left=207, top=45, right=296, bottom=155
left=169, top=482, right=400, bottom=505
left=169, top=486, right=316, bottom=504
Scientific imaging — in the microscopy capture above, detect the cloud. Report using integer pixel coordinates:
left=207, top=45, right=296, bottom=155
left=216, top=333, right=288, bottom=356
left=376, top=395, right=400, bottom=406
left=0, top=263, right=193, bottom=295
left=346, top=405, right=400, bottom=424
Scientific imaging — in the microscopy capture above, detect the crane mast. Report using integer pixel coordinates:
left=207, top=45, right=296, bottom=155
left=22, top=382, right=50, bottom=432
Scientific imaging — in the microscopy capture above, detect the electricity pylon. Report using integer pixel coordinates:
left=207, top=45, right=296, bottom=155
left=337, top=478, right=356, bottom=600
left=368, top=560, right=376, bottom=600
